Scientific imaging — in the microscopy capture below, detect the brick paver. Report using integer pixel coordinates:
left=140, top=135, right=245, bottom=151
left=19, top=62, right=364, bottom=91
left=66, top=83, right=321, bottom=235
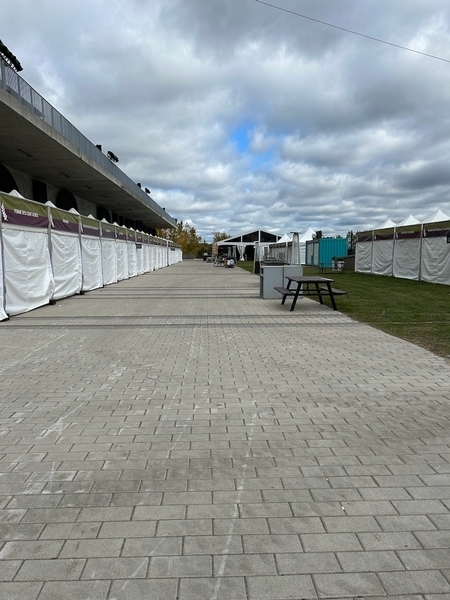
left=1, top=260, right=450, bottom=599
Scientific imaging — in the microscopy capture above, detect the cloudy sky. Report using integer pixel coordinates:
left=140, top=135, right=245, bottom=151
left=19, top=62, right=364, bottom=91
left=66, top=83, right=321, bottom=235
left=3, top=1, right=450, bottom=240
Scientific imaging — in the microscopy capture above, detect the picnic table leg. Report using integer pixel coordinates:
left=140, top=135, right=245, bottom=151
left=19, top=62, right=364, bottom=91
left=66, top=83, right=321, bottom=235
left=314, top=282, right=324, bottom=305
left=326, top=282, right=337, bottom=310
left=290, top=282, right=302, bottom=311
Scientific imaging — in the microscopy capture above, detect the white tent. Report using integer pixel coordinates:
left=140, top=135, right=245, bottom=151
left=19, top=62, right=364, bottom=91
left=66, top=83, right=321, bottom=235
left=378, top=218, right=397, bottom=229
left=115, top=225, right=129, bottom=281
left=421, top=212, right=450, bottom=285
left=0, top=192, right=55, bottom=316
left=267, top=227, right=315, bottom=264
left=127, top=229, right=138, bottom=277
left=356, top=209, right=450, bottom=285
left=142, top=234, right=151, bottom=273
left=136, top=231, right=145, bottom=275
left=299, top=227, right=316, bottom=242
left=393, top=215, right=421, bottom=280
left=0, top=225, right=8, bottom=321
left=80, top=214, right=103, bottom=291
left=218, top=230, right=281, bottom=262
left=277, top=233, right=292, bottom=243
left=425, top=209, right=450, bottom=223
left=48, top=204, right=82, bottom=300
left=372, top=219, right=396, bottom=277
left=100, top=220, right=118, bottom=286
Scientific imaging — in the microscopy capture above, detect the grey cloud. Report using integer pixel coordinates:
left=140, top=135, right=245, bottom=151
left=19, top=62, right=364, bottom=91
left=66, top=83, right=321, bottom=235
left=2, top=0, right=450, bottom=237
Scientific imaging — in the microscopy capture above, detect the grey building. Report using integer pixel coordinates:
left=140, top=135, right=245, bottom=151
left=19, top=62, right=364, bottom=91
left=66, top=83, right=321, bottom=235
left=0, top=51, right=175, bottom=234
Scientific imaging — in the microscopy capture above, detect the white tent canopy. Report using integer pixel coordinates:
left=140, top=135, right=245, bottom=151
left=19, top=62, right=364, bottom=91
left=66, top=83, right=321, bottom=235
left=425, top=209, right=450, bottom=223
left=267, top=227, right=315, bottom=264
left=379, top=218, right=397, bottom=229
left=277, top=233, right=292, bottom=243
left=299, top=227, right=316, bottom=242
left=397, top=214, right=420, bottom=227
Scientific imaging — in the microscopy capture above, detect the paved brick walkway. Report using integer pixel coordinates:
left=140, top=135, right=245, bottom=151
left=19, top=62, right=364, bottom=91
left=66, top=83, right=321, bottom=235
left=1, top=260, right=450, bottom=599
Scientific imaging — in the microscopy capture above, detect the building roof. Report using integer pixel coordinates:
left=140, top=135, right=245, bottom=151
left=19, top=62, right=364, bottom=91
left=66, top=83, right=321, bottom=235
left=0, top=63, right=175, bottom=230
left=217, top=230, right=281, bottom=245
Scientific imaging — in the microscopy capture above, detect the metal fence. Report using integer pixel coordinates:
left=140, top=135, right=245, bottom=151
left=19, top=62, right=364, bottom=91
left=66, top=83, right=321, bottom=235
left=0, top=59, right=175, bottom=225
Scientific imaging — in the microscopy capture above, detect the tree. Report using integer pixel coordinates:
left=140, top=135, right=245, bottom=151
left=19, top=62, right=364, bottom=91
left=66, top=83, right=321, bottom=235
left=346, top=230, right=357, bottom=254
left=157, top=221, right=202, bottom=255
left=212, top=231, right=230, bottom=243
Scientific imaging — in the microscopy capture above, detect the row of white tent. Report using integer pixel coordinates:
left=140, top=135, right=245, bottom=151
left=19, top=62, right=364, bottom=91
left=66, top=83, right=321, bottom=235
left=355, top=209, right=450, bottom=285
left=0, top=192, right=182, bottom=321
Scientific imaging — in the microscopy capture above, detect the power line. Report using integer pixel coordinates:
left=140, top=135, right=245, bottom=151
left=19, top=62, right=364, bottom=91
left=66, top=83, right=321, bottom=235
left=255, top=0, right=450, bottom=64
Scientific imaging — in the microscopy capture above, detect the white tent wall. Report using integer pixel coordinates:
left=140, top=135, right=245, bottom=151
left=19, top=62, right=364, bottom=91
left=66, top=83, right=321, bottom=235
left=372, top=239, right=394, bottom=276
left=50, top=232, right=82, bottom=299
left=0, top=193, right=55, bottom=316
left=81, top=236, right=103, bottom=291
left=157, top=246, right=162, bottom=269
left=421, top=236, right=450, bottom=285
left=135, top=232, right=145, bottom=275
left=355, top=211, right=450, bottom=285
left=100, top=221, right=118, bottom=286
left=101, top=239, right=118, bottom=285
left=80, top=216, right=103, bottom=292
left=2, top=227, right=55, bottom=315
left=136, top=245, right=144, bottom=274
left=143, top=238, right=150, bottom=273
left=0, top=193, right=182, bottom=321
left=48, top=206, right=82, bottom=301
left=127, top=231, right=138, bottom=277
left=355, top=241, right=373, bottom=273
left=115, top=226, right=128, bottom=281
left=0, top=232, right=7, bottom=321
left=371, top=228, right=395, bottom=277
left=148, top=244, right=155, bottom=271
left=116, top=240, right=129, bottom=281
left=421, top=219, right=450, bottom=285
left=392, top=238, right=421, bottom=280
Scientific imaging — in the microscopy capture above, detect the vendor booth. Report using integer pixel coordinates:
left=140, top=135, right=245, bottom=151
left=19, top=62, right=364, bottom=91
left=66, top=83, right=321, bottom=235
left=115, top=225, right=129, bottom=281
left=101, top=220, right=118, bottom=286
left=0, top=192, right=55, bottom=315
left=80, top=214, right=103, bottom=291
left=48, top=204, right=82, bottom=300
left=127, top=229, right=138, bottom=277
left=355, top=209, right=450, bottom=285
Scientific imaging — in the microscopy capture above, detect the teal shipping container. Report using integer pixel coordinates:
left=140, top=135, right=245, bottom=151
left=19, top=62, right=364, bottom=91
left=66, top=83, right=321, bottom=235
left=305, top=237, right=347, bottom=268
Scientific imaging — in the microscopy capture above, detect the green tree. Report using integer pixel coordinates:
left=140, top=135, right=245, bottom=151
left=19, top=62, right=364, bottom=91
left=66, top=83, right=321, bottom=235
left=212, top=231, right=230, bottom=243
left=346, top=230, right=357, bottom=254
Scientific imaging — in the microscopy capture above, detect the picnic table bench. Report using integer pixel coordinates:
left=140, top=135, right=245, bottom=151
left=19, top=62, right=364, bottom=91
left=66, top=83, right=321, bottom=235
left=274, top=275, right=347, bottom=312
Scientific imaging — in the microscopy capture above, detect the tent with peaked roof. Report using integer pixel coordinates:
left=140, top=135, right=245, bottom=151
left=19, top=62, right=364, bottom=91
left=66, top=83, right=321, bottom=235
left=356, top=209, right=450, bottom=285
left=217, top=230, right=281, bottom=261
left=267, top=227, right=315, bottom=264
left=372, top=218, right=397, bottom=277
left=425, top=209, right=450, bottom=223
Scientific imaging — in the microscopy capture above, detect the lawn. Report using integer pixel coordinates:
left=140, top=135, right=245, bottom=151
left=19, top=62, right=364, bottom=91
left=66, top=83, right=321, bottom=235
left=236, top=261, right=450, bottom=358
